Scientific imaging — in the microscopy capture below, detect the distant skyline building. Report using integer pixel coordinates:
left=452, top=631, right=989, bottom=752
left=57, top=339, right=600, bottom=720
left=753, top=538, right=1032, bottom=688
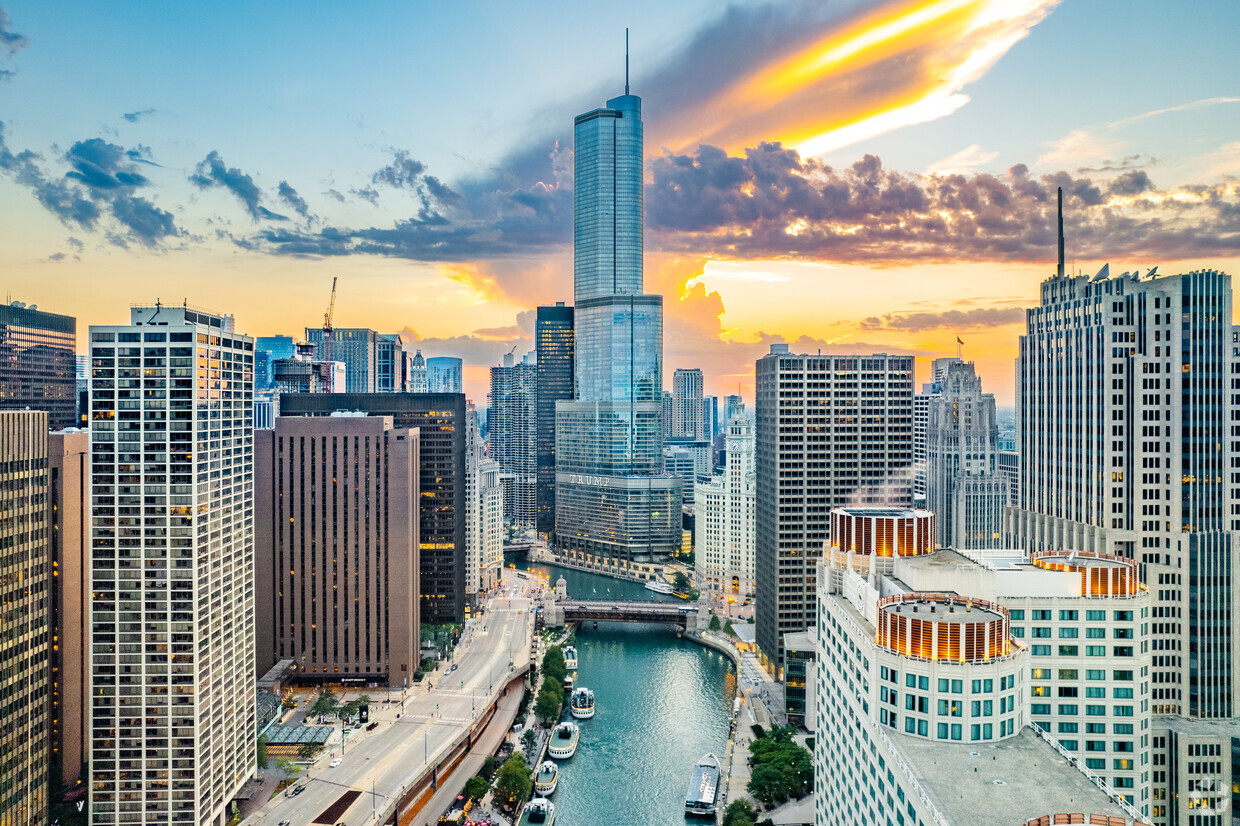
left=755, top=345, right=914, bottom=675
left=535, top=303, right=574, bottom=536
left=723, top=393, right=744, bottom=425
left=702, top=394, right=718, bottom=441
left=672, top=367, right=704, bottom=439
left=376, top=332, right=409, bottom=392
left=553, top=75, right=681, bottom=561
left=254, top=415, right=419, bottom=683
left=409, top=348, right=428, bottom=392
left=0, top=301, right=76, bottom=430
left=0, top=411, right=51, bottom=824
left=255, top=334, right=295, bottom=390
left=426, top=356, right=463, bottom=393
left=489, top=350, right=538, bottom=529
left=273, top=341, right=344, bottom=394
left=280, top=392, right=467, bottom=624
left=306, top=326, right=378, bottom=393
left=925, top=359, right=1008, bottom=549
left=89, top=305, right=256, bottom=825
left=662, top=391, right=673, bottom=439
left=913, top=356, right=958, bottom=500
left=695, top=405, right=756, bottom=601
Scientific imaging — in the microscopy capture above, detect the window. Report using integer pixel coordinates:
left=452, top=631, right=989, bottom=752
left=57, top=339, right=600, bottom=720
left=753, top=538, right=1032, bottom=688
left=938, top=699, right=949, bottom=715
left=1060, top=610, right=1078, bottom=621
left=1114, top=688, right=1133, bottom=699
left=1032, top=645, right=1051, bottom=656
left=1086, top=669, right=1105, bottom=680
left=1031, top=685, right=1049, bottom=697
left=1113, top=610, right=1133, bottom=622
left=1059, top=645, right=1079, bottom=656
left=1113, top=646, right=1134, bottom=657
left=1114, top=705, right=1134, bottom=717
left=1086, top=646, right=1106, bottom=656
left=1032, top=610, right=1051, bottom=620
left=1086, top=628, right=1106, bottom=639
left=1086, top=705, right=1106, bottom=716
left=1031, top=703, right=1051, bottom=715
left=938, top=679, right=948, bottom=692
left=1031, top=668, right=1051, bottom=679
left=919, top=676, right=929, bottom=690
left=1059, top=704, right=1079, bottom=715
left=905, top=717, right=916, bottom=734
left=1059, top=627, right=1079, bottom=638
left=906, top=674, right=916, bottom=688
left=951, top=680, right=962, bottom=694
left=1058, top=669, right=1078, bottom=680
left=917, top=719, right=928, bottom=736
left=1032, top=627, right=1052, bottom=638
left=1059, top=687, right=1079, bottom=698
left=938, top=723, right=948, bottom=739
left=1086, top=723, right=1106, bottom=734
left=1086, top=740, right=1107, bottom=752
left=1009, top=609, right=1025, bottom=620
left=1086, top=610, right=1105, bottom=621
left=1114, top=724, right=1133, bottom=735
left=1059, top=739, right=1078, bottom=750
left=1059, top=722, right=1079, bottom=733
left=1085, top=758, right=1105, bottom=770
left=950, top=724, right=962, bottom=741
left=1113, top=670, right=1133, bottom=681
left=1086, top=687, right=1106, bottom=698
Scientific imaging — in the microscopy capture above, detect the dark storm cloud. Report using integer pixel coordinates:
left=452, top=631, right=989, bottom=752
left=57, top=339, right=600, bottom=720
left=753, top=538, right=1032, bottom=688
left=190, top=150, right=287, bottom=221
left=860, top=307, right=1027, bottom=332
left=277, top=180, right=311, bottom=220
left=122, top=108, right=156, bottom=123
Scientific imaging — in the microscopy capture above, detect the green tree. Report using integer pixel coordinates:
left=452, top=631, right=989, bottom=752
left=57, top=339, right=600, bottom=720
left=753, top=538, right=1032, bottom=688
left=673, top=571, right=691, bottom=592
left=709, top=614, right=722, bottom=632
left=463, top=774, right=490, bottom=801
left=746, top=729, right=813, bottom=805
left=722, top=799, right=757, bottom=826
left=276, top=756, right=300, bottom=777
left=492, top=753, right=533, bottom=814
left=534, top=676, right=564, bottom=723
left=296, top=742, right=323, bottom=762
left=541, top=645, right=567, bottom=683
left=309, top=689, right=338, bottom=719
left=521, top=728, right=537, bottom=753
left=724, top=620, right=737, bottom=637
left=482, top=755, right=497, bottom=779
left=256, top=734, right=268, bottom=770
left=688, top=587, right=701, bottom=601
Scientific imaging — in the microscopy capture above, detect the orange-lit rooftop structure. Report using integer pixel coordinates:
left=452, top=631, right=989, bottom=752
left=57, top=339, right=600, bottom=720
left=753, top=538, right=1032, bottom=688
left=1030, top=550, right=1142, bottom=598
left=875, top=592, right=1015, bottom=664
left=829, top=506, right=935, bottom=558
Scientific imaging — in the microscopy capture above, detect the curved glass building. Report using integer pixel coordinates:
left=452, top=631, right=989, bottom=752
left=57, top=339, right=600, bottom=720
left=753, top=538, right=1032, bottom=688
left=555, top=87, right=680, bottom=561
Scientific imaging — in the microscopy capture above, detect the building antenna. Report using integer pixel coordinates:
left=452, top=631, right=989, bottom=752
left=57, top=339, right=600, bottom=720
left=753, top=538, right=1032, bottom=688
left=625, top=28, right=630, bottom=95
left=1057, top=186, right=1065, bottom=278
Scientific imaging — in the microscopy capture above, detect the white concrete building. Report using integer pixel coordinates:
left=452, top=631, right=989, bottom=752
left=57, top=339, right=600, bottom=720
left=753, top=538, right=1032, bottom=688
left=479, top=457, right=503, bottom=593
left=672, top=367, right=704, bottom=439
left=695, top=407, right=755, bottom=601
left=89, top=305, right=256, bottom=825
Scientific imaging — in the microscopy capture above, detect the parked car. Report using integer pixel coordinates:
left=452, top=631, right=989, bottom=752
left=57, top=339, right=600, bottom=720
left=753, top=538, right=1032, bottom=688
left=329, top=757, right=343, bottom=768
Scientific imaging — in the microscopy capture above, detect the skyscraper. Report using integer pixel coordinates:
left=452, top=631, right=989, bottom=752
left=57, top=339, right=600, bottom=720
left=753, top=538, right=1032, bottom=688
left=375, top=332, right=409, bottom=392
left=912, top=357, right=958, bottom=500
left=409, top=348, right=428, bottom=392
left=0, top=301, right=76, bottom=430
left=0, top=411, right=51, bottom=825
left=254, top=334, right=295, bottom=390
left=755, top=344, right=914, bottom=675
left=306, top=326, right=378, bottom=392
left=554, top=68, right=681, bottom=562
left=695, top=405, right=756, bottom=601
left=535, top=303, right=574, bottom=536
left=89, top=305, right=256, bottom=825
left=490, top=351, right=538, bottom=529
left=702, top=394, right=718, bottom=440
left=925, top=360, right=1008, bottom=549
left=723, top=393, right=744, bottom=425
left=426, top=356, right=463, bottom=393
left=672, top=368, right=704, bottom=439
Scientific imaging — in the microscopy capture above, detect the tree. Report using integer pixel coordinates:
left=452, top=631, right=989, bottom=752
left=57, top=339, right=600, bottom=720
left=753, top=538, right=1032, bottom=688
left=296, top=742, right=323, bottom=762
left=256, top=734, right=268, bottom=770
left=746, top=728, right=813, bottom=806
left=492, top=753, right=533, bottom=814
left=541, top=645, right=567, bottom=683
left=724, top=620, right=737, bottom=637
left=688, top=587, right=701, bottom=601
left=276, top=756, right=300, bottom=777
left=709, top=614, right=722, bottom=632
left=673, top=571, right=691, bottom=592
left=534, top=676, right=564, bottom=723
left=722, top=799, right=757, bottom=826
left=309, top=689, right=338, bottom=719
left=521, top=728, right=537, bottom=754
left=463, top=774, right=490, bottom=801
left=482, top=755, right=497, bottom=779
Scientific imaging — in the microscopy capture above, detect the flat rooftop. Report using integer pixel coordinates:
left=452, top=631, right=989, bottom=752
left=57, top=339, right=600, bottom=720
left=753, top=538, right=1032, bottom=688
left=884, top=599, right=1003, bottom=624
left=1035, top=552, right=1129, bottom=569
left=836, top=507, right=930, bottom=518
left=894, top=726, right=1138, bottom=824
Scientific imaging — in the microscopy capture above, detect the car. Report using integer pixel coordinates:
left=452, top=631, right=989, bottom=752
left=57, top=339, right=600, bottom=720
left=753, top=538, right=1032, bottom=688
left=292, top=785, right=305, bottom=796
left=278, top=821, right=291, bottom=826
left=450, top=663, right=458, bottom=672
left=329, top=757, right=343, bottom=768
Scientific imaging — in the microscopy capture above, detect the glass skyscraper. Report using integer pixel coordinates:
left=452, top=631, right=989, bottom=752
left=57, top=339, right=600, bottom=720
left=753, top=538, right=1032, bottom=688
left=554, top=82, right=680, bottom=562
left=535, top=303, right=574, bottom=535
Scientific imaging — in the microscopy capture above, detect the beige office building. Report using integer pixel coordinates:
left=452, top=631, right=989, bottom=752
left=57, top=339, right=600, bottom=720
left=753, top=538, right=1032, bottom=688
left=254, top=414, right=419, bottom=686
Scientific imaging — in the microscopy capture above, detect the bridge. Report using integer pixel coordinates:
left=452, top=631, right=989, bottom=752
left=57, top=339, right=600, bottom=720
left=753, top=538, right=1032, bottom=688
left=555, top=599, right=702, bottom=630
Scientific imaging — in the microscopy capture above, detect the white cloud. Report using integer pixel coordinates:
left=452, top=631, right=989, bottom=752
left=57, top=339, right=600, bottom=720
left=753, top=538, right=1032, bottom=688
left=926, top=144, right=1000, bottom=175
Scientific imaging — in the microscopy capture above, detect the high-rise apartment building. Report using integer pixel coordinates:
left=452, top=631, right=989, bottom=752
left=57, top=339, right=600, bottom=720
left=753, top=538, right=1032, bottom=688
left=375, top=333, right=409, bottom=392
left=672, top=368, right=704, bottom=439
left=279, top=392, right=467, bottom=624
left=1009, top=195, right=1238, bottom=824
left=0, top=411, right=51, bottom=825
left=925, top=360, right=1008, bottom=549
left=49, top=429, right=89, bottom=796
left=0, top=301, right=77, bottom=430
left=695, top=406, right=756, bottom=601
left=479, top=456, right=503, bottom=593
left=426, top=356, right=463, bottom=393
left=702, top=394, right=719, bottom=441
left=999, top=448, right=1020, bottom=504
left=89, top=305, right=256, bottom=825
left=755, top=344, right=913, bottom=674
left=409, top=349, right=428, bottom=392
left=254, top=335, right=295, bottom=390
left=305, top=327, right=378, bottom=392
left=535, top=303, right=574, bottom=536
left=253, top=415, right=419, bottom=683
left=553, top=77, right=680, bottom=562
left=913, top=357, right=959, bottom=501
left=490, top=351, right=538, bottom=529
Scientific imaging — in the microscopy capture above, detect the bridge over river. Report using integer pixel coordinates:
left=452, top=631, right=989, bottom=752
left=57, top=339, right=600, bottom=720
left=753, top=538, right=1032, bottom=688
left=546, top=598, right=704, bottom=630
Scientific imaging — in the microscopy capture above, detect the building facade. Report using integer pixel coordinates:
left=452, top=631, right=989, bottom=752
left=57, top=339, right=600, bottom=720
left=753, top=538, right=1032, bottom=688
left=0, top=411, right=51, bottom=825
left=702, top=394, right=718, bottom=441
left=409, top=349, right=428, bottom=392
left=89, top=305, right=256, bottom=826
left=426, top=356, right=463, bottom=393
left=306, top=327, right=378, bottom=393
left=375, top=333, right=409, bottom=392
left=273, top=342, right=344, bottom=394
left=755, top=345, right=914, bottom=674
left=254, top=335, right=295, bottom=390
left=695, top=407, right=756, bottom=601
left=535, top=303, right=574, bottom=536
left=925, top=360, right=1008, bottom=549
left=0, top=301, right=76, bottom=430
left=490, top=351, right=538, bottom=529
left=279, top=392, right=467, bottom=624
left=672, top=367, right=704, bottom=439
left=253, top=415, right=419, bottom=684
left=553, top=81, right=680, bottom=562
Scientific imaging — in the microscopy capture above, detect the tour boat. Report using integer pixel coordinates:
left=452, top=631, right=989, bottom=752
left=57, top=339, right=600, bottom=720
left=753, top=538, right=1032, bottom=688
left=533, top=760, right=559, bottom=796
left=516, top=797, right=555, bottom=826
left=645, top=580, right=675, bottom=595
left=569, top=686, right=595, bottom=719
left=547, top=721, right=579, bottom=759
left=684, top=753, right=721, bottom=817
left=562, top=645, right=578, bottom=670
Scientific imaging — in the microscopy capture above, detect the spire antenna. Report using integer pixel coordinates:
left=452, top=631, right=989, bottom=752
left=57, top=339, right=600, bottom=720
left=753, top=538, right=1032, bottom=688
left=1057, top=186, right=1065, bottom=278
left=625, top=28, right=630, bottom=95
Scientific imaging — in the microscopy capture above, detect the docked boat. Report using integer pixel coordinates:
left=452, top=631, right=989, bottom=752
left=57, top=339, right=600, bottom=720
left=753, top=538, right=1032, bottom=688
left=533, top=761, right=559, bottom=796
left=562, top=673, right=574, bottom=693
left=547, top=722, right=579, bottom=759
left=569, top=687, right=595, bottom=719
left=684, top=753, right=721, bottom=817
left=562, top=645, right=578, bottom=670
left=645, top=580, right=675, bottom=595
left=516, top=797, right=555, bottom=826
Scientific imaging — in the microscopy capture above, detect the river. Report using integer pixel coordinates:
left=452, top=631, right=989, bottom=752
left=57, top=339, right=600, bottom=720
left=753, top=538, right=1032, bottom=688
left=517, top=561, right=737, bottom=825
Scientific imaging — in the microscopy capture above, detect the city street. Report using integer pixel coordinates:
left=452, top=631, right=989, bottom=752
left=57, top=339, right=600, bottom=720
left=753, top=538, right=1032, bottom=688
left=243, top=571, right=536, bottom=826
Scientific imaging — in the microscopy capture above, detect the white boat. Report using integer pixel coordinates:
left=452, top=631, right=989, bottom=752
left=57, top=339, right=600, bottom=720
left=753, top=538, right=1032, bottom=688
left=517, top=797, right=555, bottom=826
left=569, top=687, right=595, bottom=719
left=645, top=580, right=675, bottom=595
left=562, top=645, right=578, bottom=670
left=547, top=721, right=579, bottom=759
left=533, top=760, right=559, bottom=796
left=685, top=753, right=721, bottom=817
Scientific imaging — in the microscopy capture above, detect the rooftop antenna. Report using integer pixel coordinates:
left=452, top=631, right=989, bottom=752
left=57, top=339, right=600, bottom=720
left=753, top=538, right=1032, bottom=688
left=1057, top=186, right=1065, bottom=278
left=625, top=28, right=630, bottom=95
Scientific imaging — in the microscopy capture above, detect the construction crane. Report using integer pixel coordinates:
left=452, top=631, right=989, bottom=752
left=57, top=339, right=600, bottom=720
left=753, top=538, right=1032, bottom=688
left=322, top=277, right=337, bottom=391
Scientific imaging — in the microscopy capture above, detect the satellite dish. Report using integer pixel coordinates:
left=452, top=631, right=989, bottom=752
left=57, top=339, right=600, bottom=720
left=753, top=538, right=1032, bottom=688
left=1091, top=263, right=1110, bottom=282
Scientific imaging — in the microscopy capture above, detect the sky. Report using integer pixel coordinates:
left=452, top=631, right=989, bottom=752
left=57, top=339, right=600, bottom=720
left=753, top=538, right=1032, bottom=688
left=2, top=0, right=1239, bottom=406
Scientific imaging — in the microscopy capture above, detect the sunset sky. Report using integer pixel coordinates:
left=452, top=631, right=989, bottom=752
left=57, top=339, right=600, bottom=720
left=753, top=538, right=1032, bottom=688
left=3, top=0, right=1239, bottom=405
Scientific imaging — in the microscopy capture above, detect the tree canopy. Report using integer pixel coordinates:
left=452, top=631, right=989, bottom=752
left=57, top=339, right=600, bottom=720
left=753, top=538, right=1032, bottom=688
left=309, top=689, right=338, bottom=719
left=493, top=753, right=532, bottom=814
left=709, top=614, right=722, bottom=632
left=746, top=726, right=813, bottom=806
left=722, top=799, right=757, bottom=826
left=541, top=645, right=567, bottom=683
left=463, top=774, right=490, bottom=801
left=534, top=675, right=564, bottom=723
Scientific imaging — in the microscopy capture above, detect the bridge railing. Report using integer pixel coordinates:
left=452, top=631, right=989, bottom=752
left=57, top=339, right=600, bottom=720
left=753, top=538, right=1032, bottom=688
left=558, top=599, right=697, bottom=613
